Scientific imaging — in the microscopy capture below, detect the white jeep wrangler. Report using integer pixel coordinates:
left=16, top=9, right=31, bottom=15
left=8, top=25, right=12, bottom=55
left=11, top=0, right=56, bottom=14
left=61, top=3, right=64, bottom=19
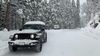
left=8, top=21, right=47, bottom=52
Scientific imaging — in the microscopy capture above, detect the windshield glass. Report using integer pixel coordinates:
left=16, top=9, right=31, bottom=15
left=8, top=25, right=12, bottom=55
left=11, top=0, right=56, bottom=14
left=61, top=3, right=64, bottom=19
left=22, top=24, right=45, bottom=30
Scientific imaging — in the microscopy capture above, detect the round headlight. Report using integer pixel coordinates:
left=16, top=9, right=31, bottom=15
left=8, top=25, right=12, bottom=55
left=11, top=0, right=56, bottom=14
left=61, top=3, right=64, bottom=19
left=31, top=34, right=34, bottom=38
left=30, top=43, right=36, bottom=45
left=15, top=35, right=18, bottom=38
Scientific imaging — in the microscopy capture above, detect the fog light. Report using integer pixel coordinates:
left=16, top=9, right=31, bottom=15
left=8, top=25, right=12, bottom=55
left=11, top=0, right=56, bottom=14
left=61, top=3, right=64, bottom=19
left=30, top=43, right=36, bottom=45
left=10, top=42, right=14, bottom=45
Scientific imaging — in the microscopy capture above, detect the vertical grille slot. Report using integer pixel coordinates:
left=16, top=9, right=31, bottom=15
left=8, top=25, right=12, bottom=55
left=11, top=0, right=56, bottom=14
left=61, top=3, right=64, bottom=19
left=17, top=34, right=31, bottom=39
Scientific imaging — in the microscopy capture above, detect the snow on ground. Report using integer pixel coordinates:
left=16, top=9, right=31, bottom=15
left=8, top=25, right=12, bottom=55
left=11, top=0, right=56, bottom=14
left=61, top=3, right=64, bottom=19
left=0, top=30, right=19, bottom=56
left=0, top=31, right=10, bottom=56
left=81, top=22, right=100, bottom=40
left=0, top=29, right=100, bottom=56
left=80, top=13, right=100, bottom=40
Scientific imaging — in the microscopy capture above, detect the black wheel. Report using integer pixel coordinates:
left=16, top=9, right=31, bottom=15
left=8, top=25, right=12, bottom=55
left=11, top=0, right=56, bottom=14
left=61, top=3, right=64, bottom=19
left=9, top=45, right=17, bottom=52
left=35, top=43, right=42, bottom=52
left=43, top=33, right=47, bottom=43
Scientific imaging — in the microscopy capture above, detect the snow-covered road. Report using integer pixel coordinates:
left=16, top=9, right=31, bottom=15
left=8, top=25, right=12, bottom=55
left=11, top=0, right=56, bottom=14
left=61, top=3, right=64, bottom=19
left=0, top=29, right=100, bottom=56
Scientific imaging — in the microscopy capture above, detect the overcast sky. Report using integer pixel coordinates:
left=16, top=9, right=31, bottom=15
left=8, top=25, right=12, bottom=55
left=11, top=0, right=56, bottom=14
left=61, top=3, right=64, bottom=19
left=47, top=0, right=87, bottom=5
left=75, top=0, right=87, bottom=5
left=80, top=0, right=87, bottom=4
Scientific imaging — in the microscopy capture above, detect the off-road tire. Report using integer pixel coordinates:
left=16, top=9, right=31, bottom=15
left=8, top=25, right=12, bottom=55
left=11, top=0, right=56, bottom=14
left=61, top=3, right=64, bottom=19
left=34, top=42, right=42, bottom=52
left=9, top=45, right=17, bottom=52
left=43, top=33, right=47, bottom=43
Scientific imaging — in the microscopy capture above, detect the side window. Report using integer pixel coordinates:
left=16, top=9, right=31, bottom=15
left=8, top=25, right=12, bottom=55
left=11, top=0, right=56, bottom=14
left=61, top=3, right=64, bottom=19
left=94, top=23, right=98, bottom=28
left=90, top=21, right=94, bottom=28
left=43, top=25, right=46, bottom=29
left=99, top=20, right=100, bottom=22
left=90, top=22, right=93, bottom=25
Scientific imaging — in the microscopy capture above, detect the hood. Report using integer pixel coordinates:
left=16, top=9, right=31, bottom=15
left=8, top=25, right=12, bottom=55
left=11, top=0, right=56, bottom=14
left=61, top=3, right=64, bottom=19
left=16, top=29, right=40, bottom=34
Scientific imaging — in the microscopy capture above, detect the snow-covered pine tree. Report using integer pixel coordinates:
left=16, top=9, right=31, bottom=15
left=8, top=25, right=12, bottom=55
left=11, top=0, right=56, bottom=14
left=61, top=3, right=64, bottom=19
left=71, top=0, right=77, bottom=28
left=76, top=0, right=80, bottom=28
left=0, top=2, right=3, bottom=30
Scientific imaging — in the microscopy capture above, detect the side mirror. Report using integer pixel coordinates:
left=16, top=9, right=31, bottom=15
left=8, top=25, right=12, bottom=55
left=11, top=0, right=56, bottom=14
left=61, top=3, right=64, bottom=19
left=45, top=25, right=47, bottom=29
left=9, top=35, right=13, bottom=39
left=19, top=28, right=22, bottom=31
left=41, top=29, right=45, bottom=31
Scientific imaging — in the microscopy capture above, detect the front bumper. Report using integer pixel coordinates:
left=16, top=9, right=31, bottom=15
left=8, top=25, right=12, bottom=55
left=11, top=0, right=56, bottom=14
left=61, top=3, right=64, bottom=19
left=8, top=42, right=38, bottom=48
left=8, top=40, right=39, bottom=47
left=11, top=44, right=36, bottom=47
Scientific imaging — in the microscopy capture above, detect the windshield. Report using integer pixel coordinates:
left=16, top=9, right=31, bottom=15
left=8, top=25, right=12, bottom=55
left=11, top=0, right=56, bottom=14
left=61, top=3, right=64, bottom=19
left=22, top=24, right=45, bottom=30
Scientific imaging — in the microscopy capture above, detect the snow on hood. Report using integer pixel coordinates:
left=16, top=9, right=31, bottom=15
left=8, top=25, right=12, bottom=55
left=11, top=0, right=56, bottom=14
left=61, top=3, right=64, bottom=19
left=16, top=29, right=40, bottom=34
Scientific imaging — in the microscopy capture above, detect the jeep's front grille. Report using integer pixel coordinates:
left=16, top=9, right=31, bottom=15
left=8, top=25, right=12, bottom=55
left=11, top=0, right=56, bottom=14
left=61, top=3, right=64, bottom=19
left=17, top=34, right=31, bottom=39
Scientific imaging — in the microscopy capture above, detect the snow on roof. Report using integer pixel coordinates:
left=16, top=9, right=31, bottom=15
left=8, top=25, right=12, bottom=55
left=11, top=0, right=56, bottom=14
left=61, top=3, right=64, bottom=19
left=25, top=21, right=45, bottom=25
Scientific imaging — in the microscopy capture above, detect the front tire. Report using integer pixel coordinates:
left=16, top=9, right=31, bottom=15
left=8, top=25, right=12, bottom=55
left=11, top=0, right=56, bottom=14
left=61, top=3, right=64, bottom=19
left=43, top=33, right=47, bottom=43
left=34, top=43, right=42, bottom=52
left=9, top=45, right=17, bottom=52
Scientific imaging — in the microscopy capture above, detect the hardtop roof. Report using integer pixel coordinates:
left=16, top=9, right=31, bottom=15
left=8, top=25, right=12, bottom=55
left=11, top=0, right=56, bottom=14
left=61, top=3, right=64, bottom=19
left=25, top=21, right=45, bottom=25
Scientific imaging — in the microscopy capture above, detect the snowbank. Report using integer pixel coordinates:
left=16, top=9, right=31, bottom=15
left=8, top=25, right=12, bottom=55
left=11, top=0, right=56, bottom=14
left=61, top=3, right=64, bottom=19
left=0, top=40, right=8, bottom=56
left=81, top=13, right=100, bottom=40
